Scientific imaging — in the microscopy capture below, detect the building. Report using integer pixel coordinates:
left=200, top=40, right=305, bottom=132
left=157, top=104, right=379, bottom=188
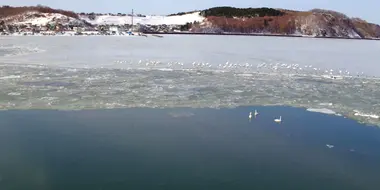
left=109, top=26, right=121, bottom=35
left=73, top=26, right=84, bottom=34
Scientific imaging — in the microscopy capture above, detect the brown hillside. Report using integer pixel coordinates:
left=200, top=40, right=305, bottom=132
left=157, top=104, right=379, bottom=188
left=192, top=8, right=380, bottom=38
left=198, top=14, right=299, bottom=34
left=0, top=5, right=78, bottom=19
left=351, top=18, right=380, bottom=38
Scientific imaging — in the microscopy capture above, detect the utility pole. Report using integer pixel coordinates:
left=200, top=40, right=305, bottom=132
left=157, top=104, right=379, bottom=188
left=131, top=9, right=134, bottom=27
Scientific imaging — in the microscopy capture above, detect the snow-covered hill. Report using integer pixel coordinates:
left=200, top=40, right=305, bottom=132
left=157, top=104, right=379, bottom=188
left=7, top=12, right=85, bottom=26
left=80, top=12, right=204, bottom=25
left=2, top=10, right=205, bottom=26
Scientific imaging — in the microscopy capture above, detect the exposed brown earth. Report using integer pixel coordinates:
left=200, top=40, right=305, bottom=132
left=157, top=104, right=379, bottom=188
left=0, top=5, right=78, bottom=19
left=192, top=9, right=380, bottom=39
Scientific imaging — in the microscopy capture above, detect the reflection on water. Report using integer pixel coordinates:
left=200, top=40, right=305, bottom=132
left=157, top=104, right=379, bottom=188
left=0, top=106, right=380, bottom=190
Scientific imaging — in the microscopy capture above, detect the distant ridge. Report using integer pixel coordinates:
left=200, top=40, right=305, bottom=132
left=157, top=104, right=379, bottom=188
left=191, top=6, right=380, bottom=39
left=1, top=5, right=379, bottom=39
left=0, top=5, right=78, bottom=19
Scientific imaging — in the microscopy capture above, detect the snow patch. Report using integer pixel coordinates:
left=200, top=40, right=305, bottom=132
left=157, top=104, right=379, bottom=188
left=8, top=92, right=22, bottom=96
left=353, top=110, right=380, bottom=119
left=81, top=12, right=205, bottom=26
left=12, top=12, right=83, bottom=26
left=307, top=108, right=337, bottom=115
left=0, top=75, right=22, bottom=80
left=319, top=103, right=333, bottom=106
left=7, top=11, right=205, bottom=26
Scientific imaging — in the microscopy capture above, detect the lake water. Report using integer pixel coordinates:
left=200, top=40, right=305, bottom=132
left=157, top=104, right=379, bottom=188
left=0, top=35, right=380, bottom=189
left=0, top=107, right=380, bottom=190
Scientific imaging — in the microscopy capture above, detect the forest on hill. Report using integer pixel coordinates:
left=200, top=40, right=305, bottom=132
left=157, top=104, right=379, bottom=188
left=200, top=7, right=285, bottom=18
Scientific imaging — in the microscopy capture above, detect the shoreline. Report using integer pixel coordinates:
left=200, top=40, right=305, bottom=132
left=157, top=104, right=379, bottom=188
left=1, top=31, right=380, bottom=40
left=144, top=32, right=380, bottom=41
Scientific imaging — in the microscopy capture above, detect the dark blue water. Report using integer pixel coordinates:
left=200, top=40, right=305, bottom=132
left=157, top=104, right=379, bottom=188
left=0, top=106, right=379, bottom=190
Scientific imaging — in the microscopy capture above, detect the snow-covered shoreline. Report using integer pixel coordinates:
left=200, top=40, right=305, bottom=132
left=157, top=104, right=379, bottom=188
left=1, top=32, right=379, bottom=41
left=306, top=108, right=338, bottom=115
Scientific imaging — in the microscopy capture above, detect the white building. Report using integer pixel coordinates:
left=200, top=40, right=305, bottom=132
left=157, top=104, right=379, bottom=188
left=109, top=26, right=121, bottom=35
left=73, top=27, right=84, bottom=33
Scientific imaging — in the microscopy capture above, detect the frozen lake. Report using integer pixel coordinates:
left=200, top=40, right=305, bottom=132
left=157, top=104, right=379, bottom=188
left=0, top=35, right=379, bottom=126
left=1, top=35, right=380, bottom=75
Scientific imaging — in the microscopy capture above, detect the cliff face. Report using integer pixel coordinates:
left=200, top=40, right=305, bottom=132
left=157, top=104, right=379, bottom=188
left=351, top=18, right=380, bottom=38
left=295, top=10, right=361, bottom=38
left=191, top=8, right=380, bottom=39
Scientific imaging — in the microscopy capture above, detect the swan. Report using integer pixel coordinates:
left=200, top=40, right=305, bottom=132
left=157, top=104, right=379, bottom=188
left=254, top=110, right=258, bottom=117
left=249, top=112, right=252, bottom=120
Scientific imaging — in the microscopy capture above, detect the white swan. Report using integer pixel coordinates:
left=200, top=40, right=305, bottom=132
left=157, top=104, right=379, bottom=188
left=274, top=116, right=282, bottom=123
left=249, top=112, right=252, bottom=120
left=254, top=110, right=258, bottom=117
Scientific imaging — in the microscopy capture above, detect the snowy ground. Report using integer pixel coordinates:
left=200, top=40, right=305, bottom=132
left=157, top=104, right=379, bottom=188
left=80, top=12, right=205, bottom=25
left=10, top=12, right=84, bottom=26
left=7, top=11, right=205, bottom=26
